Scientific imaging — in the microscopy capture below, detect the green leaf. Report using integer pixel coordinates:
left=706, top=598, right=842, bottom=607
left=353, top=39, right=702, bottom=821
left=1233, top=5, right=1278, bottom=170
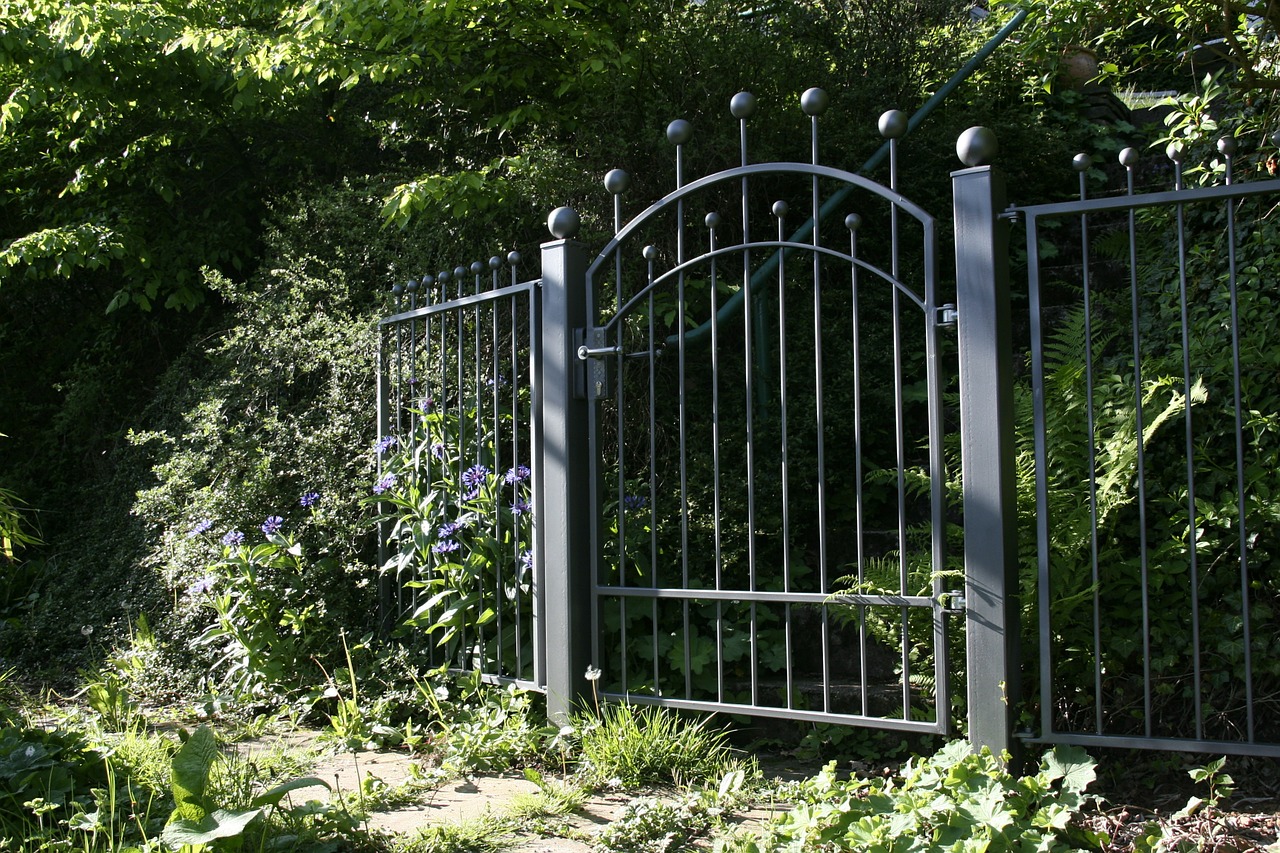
left=160, top=807, right=263, bottom=845
left=250, top=776, right=331, bottom=808
left=169, top=724, right=218, bottom=823
left=1041, top=745, right=1095, bottom=796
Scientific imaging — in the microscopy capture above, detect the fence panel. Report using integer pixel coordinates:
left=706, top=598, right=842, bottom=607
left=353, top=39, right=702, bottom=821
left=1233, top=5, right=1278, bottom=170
left=376, top=258, right=543, bottom=690
left=1020, top=145, right=1280, bottom=756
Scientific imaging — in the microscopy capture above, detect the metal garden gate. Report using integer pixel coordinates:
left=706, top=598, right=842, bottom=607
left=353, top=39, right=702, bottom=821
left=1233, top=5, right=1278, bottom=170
left=570, top=91, right=953, bottom=735
left=378, top=88, right=1280, bottom=758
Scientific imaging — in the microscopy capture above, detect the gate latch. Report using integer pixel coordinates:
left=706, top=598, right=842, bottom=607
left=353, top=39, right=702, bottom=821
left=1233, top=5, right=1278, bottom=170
left=576, top=327, right=616, bottom=400
left=938, top=590, right=966, bottom=614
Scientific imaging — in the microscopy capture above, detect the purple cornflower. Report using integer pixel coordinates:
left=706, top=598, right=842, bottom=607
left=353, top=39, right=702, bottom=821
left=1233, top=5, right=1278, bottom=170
left=420, top=397, right=434, bottom=411
left=189, top=576, right=216, bottom=596
left=375, top=436, right=398, bottom=454
left=623, top=494, right=648, bottom=511
left=511, top=498, right=531, bottom=516
left=519, top=550, right=533, bottom=574
left=373, top=473, right=397, bottom=494
left=221, top=530, right=245, bottom=547
left=432, top=540, right=460, bottom=555
left=462, top=464, right=490, bottom=490
left=462, top=464, right=490, bottom=499
left=504, top=465, right=531, bottom=485
left=187, top=519, right=214, bottom=538
left=261, top=515, right=284, bottom=535
left=300, top=491, right=321, bottom=507
left=430, top=442, right=446, bottom=460
left=438, top=521, right=463, bottom=538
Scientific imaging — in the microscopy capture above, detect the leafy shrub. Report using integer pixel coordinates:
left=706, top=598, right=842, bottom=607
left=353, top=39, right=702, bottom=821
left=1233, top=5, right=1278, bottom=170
left=738, top=741, right=1101, bottom=852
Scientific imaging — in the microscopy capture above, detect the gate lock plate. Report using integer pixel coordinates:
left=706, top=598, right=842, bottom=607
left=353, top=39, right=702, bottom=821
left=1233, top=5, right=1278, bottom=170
left=576, top=327, right=617, bottom=400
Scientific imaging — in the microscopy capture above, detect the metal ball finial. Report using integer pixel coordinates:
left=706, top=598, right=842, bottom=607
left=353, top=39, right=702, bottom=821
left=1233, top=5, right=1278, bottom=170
left=489, top=256, right=502, bottom=270
left=730, top=92, right=757, bottom=120
left=801, top=88, right=829, bottom=117
left=1119, top=147, right=1140, bottom=168
left=845, top=213, right=862, bottom=232
left=405, top=278, right=419, bottom=293
left=642, top=245, right=658, bottom=261
left=470, top=261, right=484, bottom=274
left=666, top=119, right=692, bottom=146
left=956, top=127, right=998, bottom=167
left=1218, top=136, right=1237, bottom=156
left=1072, top=153, right=1092, bottom=172
left=547, top=206, right=580, bottom=239
left=604, top=168, right=631, bottom=195
left=1271, top=130, right=1280, bottom=149
left=705, top=212, right=722, bottom=229
left=879, top=109, right=908, bottom=139
left=1166, top=141, right=1186, bottom=164
left=507, top=251, right=522, bottom=267
left=453, top=265, right=467, bottom=279
left=392, top=283, right=404, bottom=296
left=437, top=269, right=451, bottom=282
left=421, top=274, right=435, bottom=287
left=772, top=200, right=788, bottom=219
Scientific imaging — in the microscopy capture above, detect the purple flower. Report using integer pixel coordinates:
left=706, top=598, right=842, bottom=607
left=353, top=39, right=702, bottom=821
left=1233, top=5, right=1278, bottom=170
left=187, top=519, right=214, bottom=538
left=373, top=473, right=398, bottom=494
left=430, top=442, right=446, bottom=460
left=375, top=436, right=398, bottom=454
left=623, top=494, right=648, bottom=512
left=511, top=498, right=531, bottom=516
left=438, top=521, right=463, bottom=538
left=504, top=465, right=531, bottom=485
left=462, top=464, right=490, bottom=491
left=300, top=491, right=320, bottom=507
left=485, top=374, right=508, bottom=389
left=432, top=540, right=460, bottom=555
left=420, top=397, right=434, bottom=411
left=261, top=515, right=284, bottom=535
left=189, top=576, right=216, bottom=596
left=221, top=530, right=245, bottom=547
left=519, top=550, right=533, bottom=574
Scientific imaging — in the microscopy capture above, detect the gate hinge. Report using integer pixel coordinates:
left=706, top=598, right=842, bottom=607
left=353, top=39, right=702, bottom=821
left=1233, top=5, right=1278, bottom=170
left=998, top=205, right=1022, bottom=223
left=938, top=590, right=966, bottom=614
left=575, top=327, right=615, bottom=400
left=936, top=303, right=957, bottom=328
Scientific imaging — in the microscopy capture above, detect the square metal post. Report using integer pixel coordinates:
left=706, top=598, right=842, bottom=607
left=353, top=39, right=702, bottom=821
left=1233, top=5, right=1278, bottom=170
left=953, top=163, right=1021, bottom=757
left=536, top=234, right=593, bottom=723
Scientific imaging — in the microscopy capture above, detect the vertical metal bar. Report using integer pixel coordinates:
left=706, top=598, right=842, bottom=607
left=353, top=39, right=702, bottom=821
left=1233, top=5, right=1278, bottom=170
left=774, top=205, right=793, bottom=707
left=889, top=135, right=912, bottom=719
left=675, top=136, right=693, bottom=698
left=1073, top=159, right=1104, bottom=737
left=645, top=249, right=660, bottom=694
left=953, top=143, right=1020, bottom=756
left=1170, top=156, right=1204, bottom=739
left=1221, top=139, right=1255, bottom=740
left=849, top=216, right=868, bottom=718
left=923, top=219, right=947, bottom=732
left=537, top=223, right=592, bottom=723
left=1121, top=151, right=1154, bottom=737
left=735, top=98, right=760, bottom=707
left=708, top=215, right=725, bottom=704
left=811, top=103, right=832, bottom=715
left=526, top=256, right=546, bottom=692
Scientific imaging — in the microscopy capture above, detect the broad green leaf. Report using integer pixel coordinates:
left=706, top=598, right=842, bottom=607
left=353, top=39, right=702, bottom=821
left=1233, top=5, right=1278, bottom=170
left=160, top=807, right=263, bottom=845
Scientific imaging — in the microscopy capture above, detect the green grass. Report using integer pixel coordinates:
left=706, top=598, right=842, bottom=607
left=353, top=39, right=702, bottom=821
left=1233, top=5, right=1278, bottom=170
left=575, top=702, right=757, bottom=789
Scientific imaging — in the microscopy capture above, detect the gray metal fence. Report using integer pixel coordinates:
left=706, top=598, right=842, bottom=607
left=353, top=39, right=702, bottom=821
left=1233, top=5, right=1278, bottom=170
left=375, top=90, right=1280, bottom=758
left=1017, top=145, right=1280, bottom=757
left=376, top=259, right=542, bottom=690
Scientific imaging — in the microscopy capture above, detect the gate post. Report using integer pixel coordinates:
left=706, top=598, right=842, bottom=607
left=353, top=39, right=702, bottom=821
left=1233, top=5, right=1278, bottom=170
left=536, top=208, right=594, bottom=724
left=952, top=129, right=1021, bottom=757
